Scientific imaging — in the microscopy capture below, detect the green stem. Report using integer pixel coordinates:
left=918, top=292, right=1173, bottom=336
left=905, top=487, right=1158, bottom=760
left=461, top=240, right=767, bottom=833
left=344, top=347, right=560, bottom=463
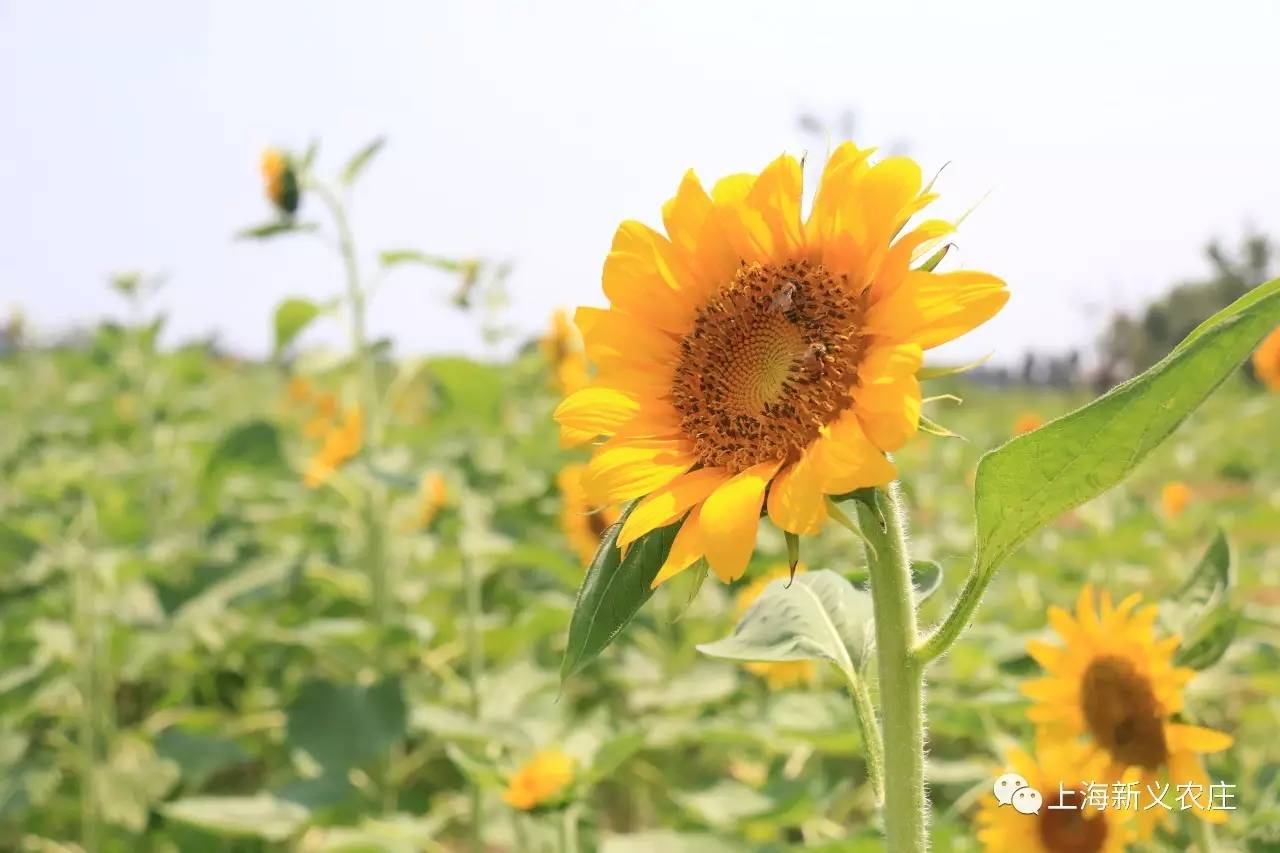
left=1194, top=817, right=1216, bottom=852
left=854, top=484, right=927, bottom=852
left=460, top=554, right=485, bottom=850
left=844, top=669, right=884, bottom=804
left=72, top=537, right=102, bottom=853
left=917, top=568, right=986, bottom=665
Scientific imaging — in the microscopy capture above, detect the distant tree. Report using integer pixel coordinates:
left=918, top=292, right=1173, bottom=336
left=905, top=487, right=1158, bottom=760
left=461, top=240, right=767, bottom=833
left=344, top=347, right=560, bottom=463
left=1098, top=232, right=1274, bottom=380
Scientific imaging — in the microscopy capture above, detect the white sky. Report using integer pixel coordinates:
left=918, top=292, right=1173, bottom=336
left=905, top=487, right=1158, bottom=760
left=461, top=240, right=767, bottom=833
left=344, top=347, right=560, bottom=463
left=2, top=1, right=1278, bottom=365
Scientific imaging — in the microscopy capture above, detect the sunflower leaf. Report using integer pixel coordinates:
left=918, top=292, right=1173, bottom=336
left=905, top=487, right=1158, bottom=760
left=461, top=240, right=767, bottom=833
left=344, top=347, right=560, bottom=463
left=1177, top=528, right=1233, bottom=610
left=560, top=503, right=681, bottom=683
left=971, top=277, right=1280, bottom=587
left=697, top=569, right=874, bottom=675
left=1174, top=605, right=1240, bottom=670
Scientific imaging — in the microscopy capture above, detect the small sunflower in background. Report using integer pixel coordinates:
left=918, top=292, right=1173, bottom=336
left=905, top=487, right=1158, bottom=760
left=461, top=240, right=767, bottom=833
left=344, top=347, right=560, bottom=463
left=1022, top=587, right=1233, bottom=838
left=260, top=147, right=300, bottom=217
left=542, top=309, right=590, bottom=399
left=557, top=464, right=620, bottom=565
left=554, top=143, right=1007, bottom=587
left=975, top=742, right=1135, bottom=853
left=1252, top=324, right=1280, bottom=390
left=414, top=471, right=448, bottom=529
left=1160, top=481, right=1192, bottom=518
left=503, top=749, right=575, bottom=811
left=1014, top=411, right=1045, bottom=436
left=304, top=405, right=363, bottom=489
left=735, top=566, right=817, bottom=689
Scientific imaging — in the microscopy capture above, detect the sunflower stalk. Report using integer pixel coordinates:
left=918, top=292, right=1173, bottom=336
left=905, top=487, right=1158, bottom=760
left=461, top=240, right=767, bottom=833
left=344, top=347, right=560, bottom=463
left=854, top=483, right=927, bottom=852
left=843, top=667, right=884, bottom=804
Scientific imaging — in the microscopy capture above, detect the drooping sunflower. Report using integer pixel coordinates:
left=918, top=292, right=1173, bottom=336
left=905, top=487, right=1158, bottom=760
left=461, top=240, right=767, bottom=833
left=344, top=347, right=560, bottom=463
left=975, top=742, right=1136, bottom=853
left=557, top=464, right=621, bottom=566
left=1022, top=587, right=1233, bottom=836
left=554, top=144, right=1007, bottom=586
left=735, top=566, right=817, bottom=689
left=260, top=147, right=300, bottom=216
left=1252, top=323, right=1280, bottom=390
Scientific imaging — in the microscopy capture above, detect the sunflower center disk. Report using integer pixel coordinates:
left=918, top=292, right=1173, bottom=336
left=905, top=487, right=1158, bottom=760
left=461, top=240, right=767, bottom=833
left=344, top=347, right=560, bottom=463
left=1080, top=655, right=1168, bottom=770
left=671, top=261, right=868, bottom=472
left=1038, top=791, right=1109, bottom=853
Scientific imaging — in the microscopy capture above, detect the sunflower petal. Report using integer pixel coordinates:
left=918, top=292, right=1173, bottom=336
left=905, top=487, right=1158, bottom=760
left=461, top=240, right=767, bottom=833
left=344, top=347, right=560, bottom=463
left=651, top=506, right=706, bottom=588
left=618, top=467, right=730, bottom=550
left=581, top=441, right=696, bottom=505
left=699, top=460, right=781, bottom=582
left=766, top=452, right=828, bottom=536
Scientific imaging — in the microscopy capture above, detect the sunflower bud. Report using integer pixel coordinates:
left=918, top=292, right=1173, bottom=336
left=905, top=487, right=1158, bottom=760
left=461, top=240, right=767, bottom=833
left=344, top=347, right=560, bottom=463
left=260, top=148, right=301, bottom=216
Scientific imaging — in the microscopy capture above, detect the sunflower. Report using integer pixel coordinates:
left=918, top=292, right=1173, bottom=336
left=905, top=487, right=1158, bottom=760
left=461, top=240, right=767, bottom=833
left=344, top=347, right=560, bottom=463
left=1023, top=587, right=1233, bottom=837
left=1252, top=324, right=1280, bottom=390
left=542, top=309, right=591, bottom=398
left=976, top=742, right=1136, bottom=853
left=553, top=144, right=1007, bottom=586
left=304, top=405, right=363, bottom=489
left=1159, top=481, right=1192, bottom=519
left=260, top=147, right=300, bottom=216
left=1014, top=411, right=1045, bottom=436
left=735, top=566, right=817, bottom=689
left=503, top=749, right=575, bottom=811
left=414, top=471, right=448, bottom=529
left=558, top=464, right=621, bottom=565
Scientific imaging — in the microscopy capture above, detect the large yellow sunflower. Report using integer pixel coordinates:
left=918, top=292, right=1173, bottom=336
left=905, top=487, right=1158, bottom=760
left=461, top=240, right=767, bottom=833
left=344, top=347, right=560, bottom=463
left=558, top=464, right=622, bottom=566
left=554, top=144, right=1007, bottom=586
left=1022, top=587, right=1234, bottom=837
left=1253, top=323, right=1280, bottom=390
left=975, top=742, right=1136, bottom=853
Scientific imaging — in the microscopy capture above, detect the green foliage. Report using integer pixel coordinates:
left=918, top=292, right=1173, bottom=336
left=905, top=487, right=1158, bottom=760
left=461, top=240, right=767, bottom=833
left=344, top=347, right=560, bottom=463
left=698, top=571, right=875, bottom=676
left=273, top=296, right=322, bottom=354
left=973, top=277, right=1280, bottom=584
left=561, top=503, right=682, bottom=681
left=341, top=136, right=387, bottom=186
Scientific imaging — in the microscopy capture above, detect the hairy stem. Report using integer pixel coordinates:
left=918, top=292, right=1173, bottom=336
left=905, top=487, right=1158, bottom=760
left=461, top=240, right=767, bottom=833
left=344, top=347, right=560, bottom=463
left=917, top=567, right=986, bottom=665
left=855, top=484, right=927, bottom=852
left=844, top=669, right=884, bottom=804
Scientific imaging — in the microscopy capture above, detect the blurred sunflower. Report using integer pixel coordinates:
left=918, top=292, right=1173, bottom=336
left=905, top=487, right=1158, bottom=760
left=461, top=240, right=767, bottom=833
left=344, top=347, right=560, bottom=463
left=1252, top=324, right=1280, bottom=390
left=1159, top=481, right=1192, bottom=518
left=558, top=464, right=620, bottom=565
left=1023, top=586, right=1233, bottom=836
left=975, top=742, right=1136, bottom=853
left=304, top=405, right=363, bottom=489
left=1014, top=411, right=1045, bottom=435
left=542, top=309, right=590, bottom=399
left=260, top=148, right=300, bottom=216
left=414, top=471, right=448, bottom=529
left=503, top=749, right=575, bottom=811
left=735, top=566, right=817, bottom=689
left=554, top=144, right=1007, bottom=586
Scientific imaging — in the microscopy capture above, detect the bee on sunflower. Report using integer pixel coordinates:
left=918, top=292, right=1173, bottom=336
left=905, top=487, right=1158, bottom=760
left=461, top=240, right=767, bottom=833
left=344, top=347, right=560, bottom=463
left=1022, top=586, right=1233, bottom=838
left=557, top=464, right=621, bottom=566
left=975, top=742, right=1136, bottom=853
left=553, top=143, right=1007, bottom=585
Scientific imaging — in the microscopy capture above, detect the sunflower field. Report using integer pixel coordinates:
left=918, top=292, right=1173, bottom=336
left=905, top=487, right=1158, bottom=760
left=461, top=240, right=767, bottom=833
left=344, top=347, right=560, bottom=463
left=2, top=138, right=1279, bottom=853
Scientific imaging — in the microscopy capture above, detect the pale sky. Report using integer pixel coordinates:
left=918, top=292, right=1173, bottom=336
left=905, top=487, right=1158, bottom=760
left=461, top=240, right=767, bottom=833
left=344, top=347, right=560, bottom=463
left=3, top=1, right=1278, bottom=365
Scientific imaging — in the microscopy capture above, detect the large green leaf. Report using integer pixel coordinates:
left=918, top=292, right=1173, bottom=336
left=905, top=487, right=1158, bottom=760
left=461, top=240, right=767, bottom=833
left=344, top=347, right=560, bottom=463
left=697, top=570, right=874, bottom=675
left=162, top=795, right=309, bottom=841
left=341, top=136, right=387, bottom=186
left=560, top=503, right=681, bottom=682
left=273, top=297, right=321, bottom=354
left=285, top=679, right=406, bottom=771
left=972, top=277, right=1280, bottom=582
